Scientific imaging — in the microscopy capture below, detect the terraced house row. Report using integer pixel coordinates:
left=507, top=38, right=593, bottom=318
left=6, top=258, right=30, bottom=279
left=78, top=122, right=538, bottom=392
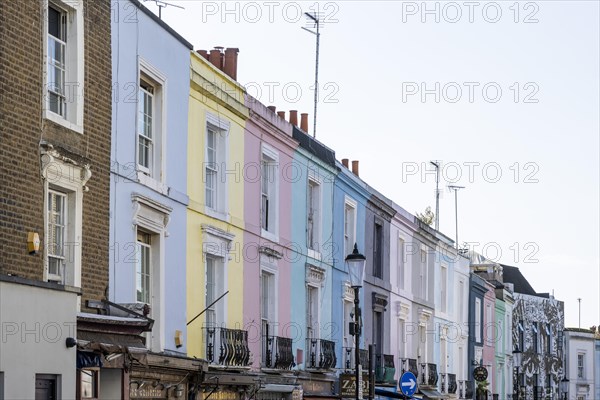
left=1, top=1, right=583, bottom=399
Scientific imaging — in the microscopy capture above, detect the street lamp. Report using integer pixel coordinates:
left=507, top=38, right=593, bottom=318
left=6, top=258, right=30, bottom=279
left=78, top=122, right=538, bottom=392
left=513, top=346, right=523, bottom=400
left=346, top=244, right=366, bottom=400
left=560, top=376, right=569, bottom=400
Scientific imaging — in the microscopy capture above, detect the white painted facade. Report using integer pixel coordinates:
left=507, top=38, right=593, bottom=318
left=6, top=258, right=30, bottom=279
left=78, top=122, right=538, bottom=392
left=565, top=328, right=596, bottom=400
left=0, top=278, right=78, bottom=399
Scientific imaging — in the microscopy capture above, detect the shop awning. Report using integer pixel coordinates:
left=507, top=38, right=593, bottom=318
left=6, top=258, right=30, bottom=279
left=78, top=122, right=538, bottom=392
left=258, top=384, right=297, bottom=393
left=419, top=388, right=447, bottom=399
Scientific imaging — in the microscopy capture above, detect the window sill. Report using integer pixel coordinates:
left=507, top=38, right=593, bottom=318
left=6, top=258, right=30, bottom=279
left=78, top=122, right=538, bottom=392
left=45, top=110, right=83, bottom=134
left=137, top=171, right=169, bottom=196
left=307, top=249, right=321, bottom=261
left=261, top=229, right=279, bottom=243
left=205, top=207, right=230, bottom=223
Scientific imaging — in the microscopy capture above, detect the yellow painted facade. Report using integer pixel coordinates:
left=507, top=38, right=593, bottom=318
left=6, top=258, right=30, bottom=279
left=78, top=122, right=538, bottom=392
left=186, top=51, right=248, bottom=358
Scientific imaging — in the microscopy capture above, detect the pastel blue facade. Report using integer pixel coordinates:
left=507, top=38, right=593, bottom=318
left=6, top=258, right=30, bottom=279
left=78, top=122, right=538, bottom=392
left=109, top=0, right=192, bottom=354
left=331, top=161, right=370, bottom=368
left=289, top=126, right=337, bottom=373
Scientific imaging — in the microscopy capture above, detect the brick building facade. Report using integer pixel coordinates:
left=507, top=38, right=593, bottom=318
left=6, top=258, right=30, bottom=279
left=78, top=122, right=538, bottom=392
left=0, top=0, right=113, bottom=397
left=0, top=0, right=112, bottom=306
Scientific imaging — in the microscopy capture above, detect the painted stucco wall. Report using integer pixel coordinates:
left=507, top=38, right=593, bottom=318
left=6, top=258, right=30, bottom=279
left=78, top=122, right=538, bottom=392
left=186, top=52, right=248, bottom=358
left=110, top=1, right=190, bottom=353
left=331, top=164, right=369, bottom=366
left=0, top=281, right=77, bottom=400
left=243, top=97, right=296, bottom=369
left=289, top=145, right=336, bottom=367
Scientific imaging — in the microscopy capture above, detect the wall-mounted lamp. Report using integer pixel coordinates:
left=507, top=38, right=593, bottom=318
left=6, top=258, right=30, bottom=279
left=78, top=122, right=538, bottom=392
left=174, top=330, right=183, bottom=348
left=66, top=337, right=77, bottom=348
left=27, top=232, right=40, bottom=255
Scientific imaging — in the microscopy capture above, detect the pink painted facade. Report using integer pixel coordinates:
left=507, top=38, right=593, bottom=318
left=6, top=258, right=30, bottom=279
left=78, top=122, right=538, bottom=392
left=243, top=96, right=298, bottom=369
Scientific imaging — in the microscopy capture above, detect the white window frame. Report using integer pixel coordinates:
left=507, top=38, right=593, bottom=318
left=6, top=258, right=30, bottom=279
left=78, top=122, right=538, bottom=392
left=136, top=59, right=167, bottom=193
left=43, top=0, right=84, bottom=133
left=344, top=197, right=357, bottom=258
left=47, top=189, right=67, bottom=282
left=201, top=224, right=233, bottom=329
left=131, top=194, right=172, bottom=352
left=135, top=230, right=152, bottom=304
left=306, top=284, right=319, bottom=339
left=342, top=283, right=354, bottom=349
left=41, top=151, right=87, bottom=289
left=204, top=113, right=230, bottom=219
left=260, top=256, right=278, bottom=337
left=420, top=246, right=428, bottom=300
left=307, top=173, right=322, bottom=256
left=485, top=303, right=492, bottom=345
left=396, top=236, right=405, bottom=290
left=260, top=144, right=279, bottom=241
left=577, top=353, right=585, bottom=379
left=440, top=264, right=448, bottom=313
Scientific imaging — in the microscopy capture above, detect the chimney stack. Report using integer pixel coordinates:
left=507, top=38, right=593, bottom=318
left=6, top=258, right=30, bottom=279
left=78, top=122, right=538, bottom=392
left=351, top=160, right=359, bottom=177
left=300, top=113, right=309, bottom=132
left=208, top=49, right=222, bottom=69
left=197, top=50, right=209, bottom=60
left=267, top=106, right=276, bottom=113
left=277, top=111, right=286, bottom=119
left=341, top=159, right=349, bottom=168
left=223, top=48, right=239, bottom=80
left=289, top=110, right=298, bottom=126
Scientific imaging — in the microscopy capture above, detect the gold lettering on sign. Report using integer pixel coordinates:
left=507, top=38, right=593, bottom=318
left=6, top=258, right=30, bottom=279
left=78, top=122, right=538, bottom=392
left=202, top=391, right=239, bottom=400
left=130, top=387, right=166, bottom=398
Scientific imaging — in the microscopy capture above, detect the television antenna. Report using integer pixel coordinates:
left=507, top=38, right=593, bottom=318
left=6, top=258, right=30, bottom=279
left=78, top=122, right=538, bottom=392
left=142, top=0, right=185, bottom=19
left=301, top=12, right=322, bottom=138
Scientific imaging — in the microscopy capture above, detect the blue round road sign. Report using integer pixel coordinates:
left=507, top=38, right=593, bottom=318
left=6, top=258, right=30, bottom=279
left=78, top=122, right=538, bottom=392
left=399, top=371, right=418, bottom=397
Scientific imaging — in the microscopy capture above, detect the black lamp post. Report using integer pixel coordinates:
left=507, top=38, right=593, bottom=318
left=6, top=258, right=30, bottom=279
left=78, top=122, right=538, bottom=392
left=513, top=346, right=523, bottom=400
left=346, top=244, right=366, bottom=400
left=560, top=376, right=569, bottom=400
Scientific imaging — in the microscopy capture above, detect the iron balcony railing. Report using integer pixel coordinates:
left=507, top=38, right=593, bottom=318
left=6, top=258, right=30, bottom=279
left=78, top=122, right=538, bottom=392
left=408, top=358, right=419, bottom=378
left=264, top=335, right=295, bottom=369
left=204, top=327, right=251, bottom=367
left=306, top=338, right=336, bottom=369
left=447, top=373, right=457, bottom=394
left=342, top=347, right=370, bottom=371
left=464, top=380, right=474, bottom=399
left=375, top=354, right=395, bottom=384
left=421, top=363, right=438, bottom=386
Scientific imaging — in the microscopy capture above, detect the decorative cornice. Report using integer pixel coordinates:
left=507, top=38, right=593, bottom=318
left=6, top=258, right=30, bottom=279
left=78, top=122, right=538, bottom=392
left=40, top=145, right=92, bottom=190
left=259, top=245, right=283, bottom=260
left=372, top=292, right=388, bottom=312
left=201, top=224, right=235, bottom=242
left=306, top=264, right=326, bottom=286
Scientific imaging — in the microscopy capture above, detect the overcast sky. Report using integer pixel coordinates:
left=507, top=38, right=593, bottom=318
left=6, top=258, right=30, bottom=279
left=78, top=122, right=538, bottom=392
left=140, top=0, right=600, bottom=329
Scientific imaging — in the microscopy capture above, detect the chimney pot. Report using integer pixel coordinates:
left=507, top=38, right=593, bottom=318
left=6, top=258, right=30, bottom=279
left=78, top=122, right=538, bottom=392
left=351, top=160, right=359, bottom=177
left=208, top=49, right=223, bottom=70
left=300, top=113, right=309, bottom=132
left=277, top=111, right=286, bottom=119
left=267, top=106, right=276, bottom=113
left=342, top=159, right=349, bottom=168
left=223, top=48, right=239, bottom=81
left=289, top=110, right=298, bottom=126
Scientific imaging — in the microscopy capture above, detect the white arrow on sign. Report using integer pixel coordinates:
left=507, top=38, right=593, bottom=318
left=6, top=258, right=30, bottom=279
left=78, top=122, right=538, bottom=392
left=401, top=379, right=416, bottom=390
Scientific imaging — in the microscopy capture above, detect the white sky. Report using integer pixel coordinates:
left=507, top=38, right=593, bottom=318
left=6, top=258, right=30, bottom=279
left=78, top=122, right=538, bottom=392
left=140, top=0, right=600, bottom=329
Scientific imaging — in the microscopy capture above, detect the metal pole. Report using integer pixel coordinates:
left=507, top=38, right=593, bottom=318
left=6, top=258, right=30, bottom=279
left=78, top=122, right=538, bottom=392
left=431, top=161, right=440, bottom=231
left=454, top=189, right=458, bottom=250
left=313, top=22, right=319, bottom=139
left=578, top=298, right=581, bottom=328
left=354, top=287, right=362, bottom=400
